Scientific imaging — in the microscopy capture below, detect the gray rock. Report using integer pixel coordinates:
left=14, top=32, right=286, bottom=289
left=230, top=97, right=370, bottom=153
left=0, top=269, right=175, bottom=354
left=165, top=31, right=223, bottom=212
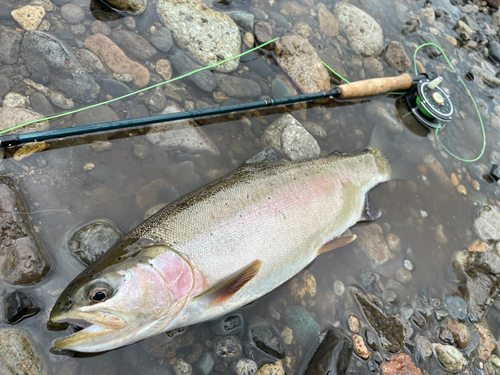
left=91, top=20, right=112, bottom=36
left=213, top=335, right=242, bottom=363
left=111, top=29, right=157, bottom=61
left=415, top=334, right=432, bottom=359
left=0, top=178, right=51, bottom=286
left=489, top=40, right=500, bottom=65
left=271, top=78, right=290, bottom=98
left=235, top=359, right=257, bottom=375
left=254, top=21, right=273, bottom=49
left=365, top=102, right=403, bottom=133
left=197, top=353, right=214, bottom=375
left=142, top=86, right=167, bottom=112
left=0, top=328, right=48, bottom=375
left=20, top=31, right=101, bottom=103
left=52, top=29, right=74, bottom=41
left=0, top=74, right=10, bottom=98
left=102, top=78, right=133, bottom=98
left=284, top=305, right=320, bottom=347
left=3, top=290, right=40, bottom=324
left=0, top=26, right=22, bottom=64
left=227, top=11, right=255, bottom=33
left=0, top=107, right=49, bottom=134
left=68, top=221, right=123, bottom=266
left=156, top=0, right=241, bottom=72
left=210, top=314, right=244, bottom=336
left=29, top=92, right=53, bottom=116
left=51, top=0, right=71, bottom=5
left=100, top=0, right=147, bottom=15
left=444, top=295, right=467, bottom=322
left=351, top=223, right=390, bottom=265
left=269, top=12, right=288, bottom=28
left=384, top=41, right=411, bottom=72
left=174, top=358, right=192, bottom=375
left=73, top=106, right=120, bottom=126
left=334, top=3, right=383, bottom=57
left=126, top=104, right=150, bottom=119
left=247, top=315, right=284, bottom=360
left=433, top=343, right=466, bottom=373
left=217, top=74, right=261, bottom=98
left=30, top=72, right=50, bottom=85
left=61, top=3, right=85, bottom=24
left=354, top=290, right=406, bottom=353
left=0, top=2, right=13, bottom=20
left=150, top=27, right=173, bottom=52
left=474, top=205, right=500, bottom=242
left=170, top=50, right=218, bottom=92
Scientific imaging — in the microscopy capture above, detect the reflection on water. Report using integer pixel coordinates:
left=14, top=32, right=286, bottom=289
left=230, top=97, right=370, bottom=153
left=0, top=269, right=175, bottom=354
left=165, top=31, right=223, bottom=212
left=1, top=0, right=500, bottom=373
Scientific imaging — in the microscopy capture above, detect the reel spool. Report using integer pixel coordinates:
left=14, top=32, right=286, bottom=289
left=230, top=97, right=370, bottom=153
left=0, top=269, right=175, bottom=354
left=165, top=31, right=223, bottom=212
left=405, top=72, right=454, bottom=129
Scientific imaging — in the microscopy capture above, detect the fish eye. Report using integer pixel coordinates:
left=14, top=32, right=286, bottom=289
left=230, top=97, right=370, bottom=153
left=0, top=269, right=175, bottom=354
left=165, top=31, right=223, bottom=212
left=87, top=283, right=111, bottom=303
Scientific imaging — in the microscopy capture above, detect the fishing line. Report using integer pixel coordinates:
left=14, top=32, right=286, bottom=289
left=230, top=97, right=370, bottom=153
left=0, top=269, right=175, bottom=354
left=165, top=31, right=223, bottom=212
left=0, top=37, right=280, bottom=135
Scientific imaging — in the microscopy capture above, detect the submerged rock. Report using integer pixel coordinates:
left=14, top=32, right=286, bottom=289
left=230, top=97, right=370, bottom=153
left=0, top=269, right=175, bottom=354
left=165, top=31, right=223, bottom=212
left=433, top=343, right=466, bottom=373
left=474, top=205, right=500, bottom=242
left=0, top=178, right=51, bottom=286
left=156, top=0, right=241, bottom=73
left=0, top=26, right=22, bottom=65
left=11, top=6, right=45, bottom=30
left=274, top=35, right=330, bottom=94
left=317, top=4, right=338, bottom=36
left=247, top=315, right=284, bottom=360
left=380, top=353, right=421, bottom=375
left=352, top=223, right=390, bottom=266
left=211, top=314, right=244, bottom=336
left=384, top=41, right=411, bottom=72
left=334, top=3, right=383, bottom=57
left=21, top=31, right=101, bottom=103
left=255, top=361, right=284, bottom=375
left=3, top=291, right=40, bottom=324
left=216, top=74, right=261, bottom=98
left=100, top=0, right=147, bottom=15
left=476, top=324, right=498, bottom=360
left=0, top=107, right=49, bottom=135
left=443, top=318, right=469, bottom=349
left=354, top=290, right=405, bottom=353
left=284, top=306, right=319, bottom=348
left=111, top=29, right=157, bottom=61
left=170, top=49, right=218, bottom=92
left=0, top=328, right=48, bottom=375
left=68, top=221, right=123, bottom=266
left=213, top=335, right=242, bottom=363
left=364, top=102, right=403, bottom=133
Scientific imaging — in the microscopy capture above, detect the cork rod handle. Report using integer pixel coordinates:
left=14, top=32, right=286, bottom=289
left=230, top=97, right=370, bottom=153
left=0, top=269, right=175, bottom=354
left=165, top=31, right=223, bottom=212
left=337, top=74, right=414, bottom=99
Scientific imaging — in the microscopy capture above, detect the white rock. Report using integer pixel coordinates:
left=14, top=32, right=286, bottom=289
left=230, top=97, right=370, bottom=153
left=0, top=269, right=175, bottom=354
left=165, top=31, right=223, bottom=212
left=2, top=93, right=28, bottom=108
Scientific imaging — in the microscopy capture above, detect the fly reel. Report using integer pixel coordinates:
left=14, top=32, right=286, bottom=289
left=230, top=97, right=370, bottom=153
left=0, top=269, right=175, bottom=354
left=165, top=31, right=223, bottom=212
left=405, top=72, right=454, bottom=129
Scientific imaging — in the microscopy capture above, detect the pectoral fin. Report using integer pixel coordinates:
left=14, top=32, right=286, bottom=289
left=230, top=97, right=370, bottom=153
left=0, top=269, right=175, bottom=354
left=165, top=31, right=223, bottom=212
left=194, top=260, right=262, bottom=308
left=317, top=235, right=357, bottom=256
left=358, top=195, right=381, bottom=222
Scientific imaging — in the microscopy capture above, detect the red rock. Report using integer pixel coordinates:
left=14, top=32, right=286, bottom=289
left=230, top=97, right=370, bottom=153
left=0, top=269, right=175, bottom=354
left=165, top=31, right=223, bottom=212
left=476, top=324, right=498, bottom=360
left=381, top=353, right=421, bottom=375
left=443, top=318, right=470, bottom=349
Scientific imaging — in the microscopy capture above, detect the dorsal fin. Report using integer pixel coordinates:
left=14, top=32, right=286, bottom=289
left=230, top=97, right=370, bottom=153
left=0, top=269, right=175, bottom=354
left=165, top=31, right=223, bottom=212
left=317, top=235, right=357, bottom=256
left=243, top=149, right=279, bottom=165
left=194, top=260, right=262, bottom=308
left=358, top=195, right=381, bottom=222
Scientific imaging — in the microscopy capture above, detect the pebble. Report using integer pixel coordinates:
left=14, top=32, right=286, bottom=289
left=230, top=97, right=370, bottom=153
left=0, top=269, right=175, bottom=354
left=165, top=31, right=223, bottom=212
left=254, top=21, right=273, bottom=48
left=236, top=359, right=258, bottom=375
left=91, top=20, right=111, bottom=36
left=474, top=205, right=500, bottom=242
left=333, top=280, right=345, bottom=296
left=0, top=2, right=13, bottom=20
left=111, top=29, right=157, bottom=61
left=11, top=6, right=45, bottom=30
left=74, top=106, right=119, bottom=126
left=227, top=11, right=254, bottom=33
left=476, top=324, right=498, bottom=360
left=102, top=78, right=133, bottom=98
left=289, top=270, right=316, bottom=301
left=363, top=57, right=384, bottom=78
left=0, top=107, right=49, bottom=135
left=23, top=78, right=74, bottom=110
left=67, top=221, right=122, bottom=266
left=29, top=92, right=53, bottom=116
left=85, top=33, right=150, bottom=87
left=284, top=305, right=320, bottom=348
left=216, top=74, right=261, bottom=98
left=0, top=26, right=22, bottom=65
left=278, top=1, right=308, bottom=17
left=213, top=335, right=242, bottom=363
left=317, top=4, right=338, bottom=36
left=13, top=142, right=49, bottom=161
left=142, top=329, right=194, bottom=358
left=419, top=7, right=435, bottom=24
left=60, top=3, right=85, bottom=24
left=384, top=41, right=411, bottom=72
left=467, top=240, right=491, bottom=252
left=173, top=358, right=192, bottom=375
left=142, top=87, right=167, bottom=112
left=348, top=315, right=360, bottom=333
left=124, top=16, right=136, bottom=29
left=255, top=361, right=285, bottom=375
left=365, top=102, right=403, bottom=133
left=197, top=353, right=215, bottom=375
left=243, top=32, right=254, bottom=47
left=352, top=223, right=390, bottom=265
left=443, top=318, right=470, bottom=349
left=381, top=353, right=421, bottom=375
left=151, top=27, right=174, bottom=52
left=0, top=74, right=10, bottom=98
left=210, top=314, right=244, bottom=336
left=101, top=0, right=147, bottom=15
left=403, top=259, right=414, bottom=271
left=433, top=343, right=467, bottom=373
left=155, top=59, right=172, bottom=81
left=0, top=328, right=48, bottom=375
left=3, top=92, right=27, bottom=108
left=169, top=49, right=218, bottom=92
left=353, top=334, right=370, bottom=359
left=3, top=291, right=40, bottom=324
left=415, top=334, right=432, bottom=360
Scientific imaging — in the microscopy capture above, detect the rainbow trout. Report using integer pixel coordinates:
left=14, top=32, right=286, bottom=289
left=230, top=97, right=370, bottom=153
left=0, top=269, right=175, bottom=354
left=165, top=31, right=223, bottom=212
left=49, top=127, right=408, bottom=352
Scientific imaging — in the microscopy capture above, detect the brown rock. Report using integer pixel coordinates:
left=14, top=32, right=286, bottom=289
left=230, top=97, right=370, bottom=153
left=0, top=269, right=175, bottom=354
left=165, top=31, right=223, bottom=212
left=348, top=315, right=360, bottom=333
left=136, top=178, right=167, bottom=210
left=279, top=1, right=308, bottom=17
left=84, top=33, right=150, bottom=87
left=381, top=353, right=421, bottom=375
left=318, top=5, right=338, bottom=36
left=156, top=59, right=172, bottom=81
left=275, top=35, right=330, bottom=94
left=445, top=35, right=457, bottom=47
left=353, top=334, right=370, bottom=359
left=486, top=0, right=500, bottom=9
left=443, top=318, right=470, bottom=349
left=290, top=270, right=316, bottom=301
left=13, top=142, right=50, bottom=161
left=363, top=57, right=384, bottom=78
left=0, top=328, right=48, bottom=375
left=352, top=223, right=390, bottom=265
left=476, top=324, right=498, bottom=360
left=254, top=21, right=273, bottom=49
left=467, top=240, right=492, bottom=252
left=384, top=41, right=411, bottom=72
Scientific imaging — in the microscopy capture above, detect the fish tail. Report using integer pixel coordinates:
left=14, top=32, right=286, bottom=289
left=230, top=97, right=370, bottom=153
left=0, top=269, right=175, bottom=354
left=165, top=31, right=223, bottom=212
left=368, top=126, right=416, bottom=180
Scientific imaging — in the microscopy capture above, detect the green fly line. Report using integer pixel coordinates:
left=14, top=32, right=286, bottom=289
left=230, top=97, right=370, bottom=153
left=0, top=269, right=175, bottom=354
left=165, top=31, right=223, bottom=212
left=0, top=37, right=279, bottom=135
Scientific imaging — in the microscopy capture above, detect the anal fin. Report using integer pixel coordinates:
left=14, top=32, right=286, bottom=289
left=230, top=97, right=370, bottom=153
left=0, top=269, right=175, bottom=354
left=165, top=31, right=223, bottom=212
left=317, top=235, right=357, bottom=256
left=194, top=260, right=262, bottom=308
left=358, top=195, right=381, bottom=222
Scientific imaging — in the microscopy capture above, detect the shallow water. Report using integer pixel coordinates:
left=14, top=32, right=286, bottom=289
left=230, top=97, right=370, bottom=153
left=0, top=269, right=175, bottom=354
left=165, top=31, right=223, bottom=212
left=1, top=0, right=500, bottom=373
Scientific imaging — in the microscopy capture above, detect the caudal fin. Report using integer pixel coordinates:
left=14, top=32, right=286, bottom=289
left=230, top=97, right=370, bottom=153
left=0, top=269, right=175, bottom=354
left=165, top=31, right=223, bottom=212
left=368, top=126, right=416, bottom=180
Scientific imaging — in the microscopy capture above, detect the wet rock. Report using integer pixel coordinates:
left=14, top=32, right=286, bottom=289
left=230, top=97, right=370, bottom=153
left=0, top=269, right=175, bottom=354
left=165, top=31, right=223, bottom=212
left=170, top=50, right=218, bottom=92
left=3, top=291, right=40, bottom=324
left=261, top=113, right=320, bottom=161
left=30, top=72, right=50, bottom=85
left=453, top=251, right=500, bottom=322
left=335, top=3, right=383, bottom=57
left=0, top=2, right=13, bottom=20
left=227, top=11, right=254, bottom=33
left=365, top=102, right=403, bottom=133
left=243, top=32, right=254, bottom=48
left=384, top=41, right=411, bottom=72
left=210, top=313, right=244, bottom=336
left=443, top=295, right=467, bottom=322
left=0, top=107, right=49, bottom=135
left=142, top=87, right=167, bottom=112
left=254, top=21, right=273, bottom=48
left=433, top=343, right=466, bottom=373
left=271, top=78, right=290, bottom=98
left=487, top=0, right=500, bottom=9
left=236, top=359, right=258, bottom=375
left=73, top=106, right=119, bottom=126
left=279, top=1, right=308, bottom=17
left=142, top=329, right=194, bottom=358
left=293, top=21, right=312, bottom=38
left=290, top=270, right=316, bottom=301
left=318, top=4, right=338, bottom=36
left=213, top=335, right=242, bottom=363
left=301, top=328, right=352, bottom=375
left=0, top=74, right=9, bottom=99
left=11, top=6, right=45, bottom=30
left=353, top=334, right=370, bottom=359
left=284, top=305, right=319, bottom=348
left=100, top=0, right=147, bottom=15
left=156, top=0, right=241, bottom=73
left=333, top=280, right=345, bottom=296
left=274, top=35, right=330, bottom=94
left=354, top=290, right=405, bottom=353
left=0, top=328, right=48, bottom=375
left=68, top=221, right=122, bottom=266
left=443, top=318, right=469, bottom=349
left=474, top=205, right=500, bottom=242
left=111, top=30, right=157, bottom=61
left=3, top=93, right=27, bottom=108
left=302, top=122, right=326, bottom=139
left=476, top=324, right=498, bottom=360
left=247, top=315, right=285, bottom=360
left=145, top=101, right=219, bottom=155
left=0, top=26, right=22, bottom=65
left=85, top=33, right=150, bottom=87
left=29, top=92, right=53, bottom=116
left=363, top=57, right=384, bottom=78
left=415, top=334, right=432, bottom=360
left=91, top=20, right=111, bottom=36
left=348, top=315, right=360, bottom=333
left=489, top=41, right=500, bottom=65
left=23, top=78, right=74, bottom=110
left=21, top=31, right=101, bottom=103
left=255, top=361, right=284, bottom=375
left=419, top=7, right=435, bottom=25
left=151, top=27, right=173, bottom=52
left=61, top=3, right=85, bottom=24
left=155, top=59, right=172, bottom=81
left=352, top=223, right=390, bottom=266
left=102, top=78, right=132, bottom=98
left=174, top=358, right=193, bottom=375
left=197, top=352, right=215, bottom=375
left=381, top=353, right=421, bottom=375
left=216, top=75, right=261, bottom=98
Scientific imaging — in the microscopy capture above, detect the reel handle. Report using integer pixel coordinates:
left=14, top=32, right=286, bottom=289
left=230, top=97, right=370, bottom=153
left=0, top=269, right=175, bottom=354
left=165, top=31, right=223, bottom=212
left=337, top=73, right=414, bottom=99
